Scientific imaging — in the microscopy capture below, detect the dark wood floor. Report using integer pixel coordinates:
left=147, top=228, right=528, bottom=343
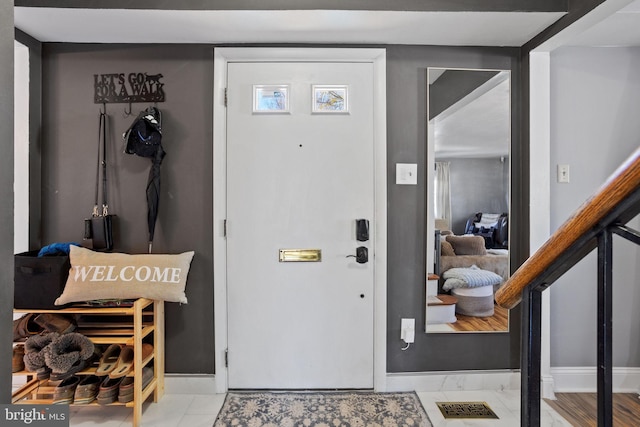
left=449, top=304, right=509, bottom=332
left=544, top=393, right=640, bottom=426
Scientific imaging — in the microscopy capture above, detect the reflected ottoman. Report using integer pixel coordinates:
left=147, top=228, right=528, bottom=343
left=451, top=285, right=494, bottom=317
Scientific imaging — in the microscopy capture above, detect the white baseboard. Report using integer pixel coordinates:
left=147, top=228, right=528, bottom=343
left=542, top=373, right=556, bottom=400
left=162, top=368, right=640, bottom=396
left=164, top=374, right=219, bottom=394
left=386, top=370, right=520, bottom=392
left=163, top=372, right=520, bottom=394
left=551, top=367, right=640, bottom=394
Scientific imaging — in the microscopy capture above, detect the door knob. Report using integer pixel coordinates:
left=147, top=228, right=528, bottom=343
left=346, top=246, right=368, bottom=264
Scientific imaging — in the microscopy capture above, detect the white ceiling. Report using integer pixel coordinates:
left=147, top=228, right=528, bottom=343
left=14, top=8, right=565, bottom=46
left=13, top=4, right=640, bottom=48
left=432, top=71, right=510, bottom=159
left=561, top=0, right=640, bottom=47
left=14, top=3, right=640, bottom=160
left=16, top=1, right=640, bottom=48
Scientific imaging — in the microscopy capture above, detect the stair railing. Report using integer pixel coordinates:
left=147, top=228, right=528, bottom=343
left=495, top=147, right=640, bottom=427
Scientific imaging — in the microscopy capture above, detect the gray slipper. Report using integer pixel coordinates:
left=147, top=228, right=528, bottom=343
left=44, top=332, right=94, bottom=374
left=23, top=332, right=59, bottom=379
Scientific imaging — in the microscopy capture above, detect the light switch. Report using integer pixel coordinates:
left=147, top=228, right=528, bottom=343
left=396, top=163, right=418, bottom=185
left=557, top=164, right=570, bottom=183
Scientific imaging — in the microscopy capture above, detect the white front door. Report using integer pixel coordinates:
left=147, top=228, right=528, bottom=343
left=226, top=59, right=375, bottom=389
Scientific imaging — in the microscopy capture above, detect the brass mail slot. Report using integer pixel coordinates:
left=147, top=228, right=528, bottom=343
left=279, top=249, right=322, bottom=262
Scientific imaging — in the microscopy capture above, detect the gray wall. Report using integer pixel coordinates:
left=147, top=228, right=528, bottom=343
left=386, top=45, right=522, bottom=372
left=41, top=44, right=214, bottom=374
left=36, top=44, right=523, bottom=374
left=0, top=0, right=615, bottom=392
left=1, top=0, right=14, bottom=402
left=550, top=46, right=640, bottom=368
left=439, top=157, right=509, bottom=235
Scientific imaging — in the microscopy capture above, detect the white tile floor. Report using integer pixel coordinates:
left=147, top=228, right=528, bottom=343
left=64, top=390, right=573, bottom=426
left=416, top=390, right=571, bottom=427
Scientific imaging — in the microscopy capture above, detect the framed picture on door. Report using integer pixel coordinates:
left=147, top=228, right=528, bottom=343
left=253, top=85, right=290, bottom=113
left=312, top=85, right=349, bottom=113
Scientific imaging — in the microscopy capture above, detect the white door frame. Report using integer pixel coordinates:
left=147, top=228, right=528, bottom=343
left=213, top=47, right=387, bottom=393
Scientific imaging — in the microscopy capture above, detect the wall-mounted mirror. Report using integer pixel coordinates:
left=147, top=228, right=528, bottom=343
left=425, top=68, right=511, bottom=333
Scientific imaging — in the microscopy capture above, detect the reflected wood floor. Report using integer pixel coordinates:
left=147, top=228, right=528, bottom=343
left=544, top=393, right=640, bottom=426
left=448, top=304, right=509, bottom=332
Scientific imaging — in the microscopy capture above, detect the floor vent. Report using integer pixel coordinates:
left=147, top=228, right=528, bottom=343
left=436, top=401, right=499, bottom=419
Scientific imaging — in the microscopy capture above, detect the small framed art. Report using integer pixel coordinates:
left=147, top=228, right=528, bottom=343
left=312, top=85, right=349, bottom=113
left=253, top=85, right=290, bottom=113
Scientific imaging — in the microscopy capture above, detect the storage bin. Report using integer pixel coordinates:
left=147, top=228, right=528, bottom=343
left=14, top=251, right=70, bottom=309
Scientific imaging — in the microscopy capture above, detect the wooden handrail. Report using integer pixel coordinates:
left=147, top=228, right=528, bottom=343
left=496, top=147, right=640, bottom=309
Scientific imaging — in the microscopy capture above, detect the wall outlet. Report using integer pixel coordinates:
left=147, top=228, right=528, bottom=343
left=401, top=318, right=415, bottom=343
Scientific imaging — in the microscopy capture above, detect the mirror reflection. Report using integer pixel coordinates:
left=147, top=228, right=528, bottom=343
left=426, top=68, right=510, bottom=333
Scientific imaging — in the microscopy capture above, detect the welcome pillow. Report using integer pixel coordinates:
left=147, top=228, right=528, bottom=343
left=55, top=246, right=194, bottom=305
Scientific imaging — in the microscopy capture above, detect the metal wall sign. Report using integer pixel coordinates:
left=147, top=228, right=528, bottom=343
left=94, top=72, right=165, bottom=104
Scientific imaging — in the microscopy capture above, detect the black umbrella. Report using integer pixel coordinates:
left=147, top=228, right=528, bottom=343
left=146, top=146, right=166, bottom=253
left=123, top=107, right=165, bottom=253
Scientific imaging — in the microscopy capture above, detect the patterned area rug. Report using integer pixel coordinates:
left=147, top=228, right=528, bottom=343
left=214, top=391, right=432, bottom=427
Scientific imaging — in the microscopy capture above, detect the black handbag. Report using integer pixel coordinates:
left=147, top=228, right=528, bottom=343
left=84, top=110, right=115, bottom=251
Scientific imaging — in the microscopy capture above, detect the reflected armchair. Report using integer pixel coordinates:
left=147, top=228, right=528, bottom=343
left=464, top=212, right=508, bottom=249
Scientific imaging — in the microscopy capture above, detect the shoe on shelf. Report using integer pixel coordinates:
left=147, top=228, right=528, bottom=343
left=97, top=376, right=124, bottom=405
left=49, top=346, right=102, bottom=382
left=48, top=358, right=87, bottom=382
left=73, top=375, right=102, bottom=404
left=34, top=313, right=77, bottom=335
left=117, top=376, right=135, bottom=403
left=117, top=366, right=154, bottom=403
left=12, top=344, right=25, bottom=373
left=95, top=344, right=122, bottom=376
left=13, top=313, right=44, bottom=342
left=23, top=332, right=59, bottom=380
left=53, top=375, right=81, bottom=405
left=141, top=366, right=154, bottom=389
left=109, top=345, right=134, bottom=378
left=141, top=343, right=154, bottom=361
left=44, top=332, right=95, bottom=379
